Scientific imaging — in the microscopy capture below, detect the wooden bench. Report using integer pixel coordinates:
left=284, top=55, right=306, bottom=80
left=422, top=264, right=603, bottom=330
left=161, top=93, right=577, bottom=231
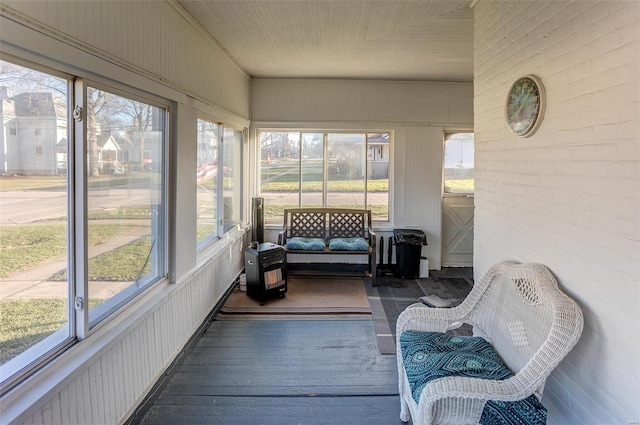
left=277, top=208, right=377, bottom=286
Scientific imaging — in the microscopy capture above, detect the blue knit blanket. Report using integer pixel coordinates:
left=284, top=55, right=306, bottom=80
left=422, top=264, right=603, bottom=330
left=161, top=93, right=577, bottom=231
left=400, top=330, right=547, bottom=425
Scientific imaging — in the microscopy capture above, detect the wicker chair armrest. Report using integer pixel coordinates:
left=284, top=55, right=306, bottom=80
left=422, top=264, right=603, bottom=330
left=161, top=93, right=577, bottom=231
left=421, top=375, right=532, bottom=403
left=415, top=376, right=531, bottom=424
left=396, top=303, right=472, bottom=335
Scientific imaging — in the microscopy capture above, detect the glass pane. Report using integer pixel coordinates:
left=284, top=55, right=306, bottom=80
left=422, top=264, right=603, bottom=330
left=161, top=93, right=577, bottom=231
left=444, top=132, right=474, bottom=194
left=259, top=129, right=391, bottom=221
left=196, top=119, right=219, bottom=247
left=0, top=60, right=71, bottom=369
left=367, top=133, right=390, bottom=221
left=85, top=86, right=165, bottom=326
left=300, top=133, right=323, bottom=208
left=259, top=132, right=300, bottom=219
left=222, top=127, right=242, bottom=233
left=327, top=133, right=365, bottom=209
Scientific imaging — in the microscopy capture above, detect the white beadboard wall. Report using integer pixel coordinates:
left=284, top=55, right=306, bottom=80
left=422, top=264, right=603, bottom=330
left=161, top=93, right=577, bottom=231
left=12, top=234, right=246, bottom=425
left=474, top=1, right=639, bottom=424
left=252, top=79, right=473, bottom=269
left=1, top=0, right=250, bottom=119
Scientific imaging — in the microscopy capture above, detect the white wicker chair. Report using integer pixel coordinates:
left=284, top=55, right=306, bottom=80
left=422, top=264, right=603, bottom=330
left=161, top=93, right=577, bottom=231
left=396, top=261, right=583, bottom=424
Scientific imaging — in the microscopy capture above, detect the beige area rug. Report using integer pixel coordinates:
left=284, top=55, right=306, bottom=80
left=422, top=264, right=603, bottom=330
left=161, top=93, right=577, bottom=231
left=218, top=277, right=371, bottom=316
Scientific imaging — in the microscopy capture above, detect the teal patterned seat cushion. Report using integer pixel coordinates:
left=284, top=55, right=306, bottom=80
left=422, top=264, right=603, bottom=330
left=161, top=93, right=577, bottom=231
left=285, top=237, right=326, bottom=251
left=400, top=330, right=547, bottom=425
left=328, top=237, right=369, bottom=251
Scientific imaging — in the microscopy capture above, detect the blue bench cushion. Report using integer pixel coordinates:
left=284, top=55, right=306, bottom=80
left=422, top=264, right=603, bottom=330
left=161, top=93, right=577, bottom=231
left=400, top=330, right=546, bottom=425
left=285, top=237, right=326, bottom=251
left=328, top=237, right=369, bottom=251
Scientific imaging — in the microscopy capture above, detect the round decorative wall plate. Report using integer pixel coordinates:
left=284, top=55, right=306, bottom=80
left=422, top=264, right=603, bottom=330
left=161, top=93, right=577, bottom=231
left=505, top=74, right=546, bottom=137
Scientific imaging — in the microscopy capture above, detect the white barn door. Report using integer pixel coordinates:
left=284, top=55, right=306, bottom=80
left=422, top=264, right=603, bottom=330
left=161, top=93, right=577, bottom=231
left=442, top=196, right=474, bottom=266
left=441, top=132, right=474, bottom=267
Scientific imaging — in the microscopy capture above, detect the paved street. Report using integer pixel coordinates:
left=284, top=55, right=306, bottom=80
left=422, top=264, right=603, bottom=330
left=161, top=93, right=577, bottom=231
left=1, top=186, right=152, bottom=225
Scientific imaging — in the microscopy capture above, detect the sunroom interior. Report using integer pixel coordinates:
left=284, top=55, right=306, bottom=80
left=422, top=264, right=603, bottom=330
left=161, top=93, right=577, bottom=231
left=0, top=1, right=638, bottom=424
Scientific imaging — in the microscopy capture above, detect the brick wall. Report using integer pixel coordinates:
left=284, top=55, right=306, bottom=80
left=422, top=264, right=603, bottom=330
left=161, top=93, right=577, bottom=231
left=474, top=1, right=639, bottom=424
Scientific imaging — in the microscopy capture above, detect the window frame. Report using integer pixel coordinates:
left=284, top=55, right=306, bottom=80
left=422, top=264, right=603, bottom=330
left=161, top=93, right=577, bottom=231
left=196, top=117, right=221, bottom=249
left=443, top=130, right=475, bottom=196
left=0, top=57, right=77, bottom=395
left=221, top=125, right=245, bottom=234
left=256, top=128, right=391, bottom=224
left=196, top=118, right=246, bottom=254
left=80, top=79, right=170, bottom=331
left=0, top=57, right=171, bottom=396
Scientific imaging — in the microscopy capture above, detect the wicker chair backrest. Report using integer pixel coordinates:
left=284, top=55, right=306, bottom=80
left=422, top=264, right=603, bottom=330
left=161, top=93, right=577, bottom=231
left=460, top=262, right=583, bottom=386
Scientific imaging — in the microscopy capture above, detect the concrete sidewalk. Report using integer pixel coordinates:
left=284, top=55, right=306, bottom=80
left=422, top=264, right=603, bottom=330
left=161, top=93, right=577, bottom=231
left=1, top=227, right=149, bottom=300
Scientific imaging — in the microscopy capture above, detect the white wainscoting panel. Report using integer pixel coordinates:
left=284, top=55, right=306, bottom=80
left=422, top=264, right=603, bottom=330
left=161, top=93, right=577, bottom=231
left=13, top=234, right=245, bottom=425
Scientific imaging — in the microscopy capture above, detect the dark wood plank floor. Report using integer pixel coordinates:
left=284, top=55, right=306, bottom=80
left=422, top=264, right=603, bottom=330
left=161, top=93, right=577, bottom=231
left=129, top=318, right=409, bottom=425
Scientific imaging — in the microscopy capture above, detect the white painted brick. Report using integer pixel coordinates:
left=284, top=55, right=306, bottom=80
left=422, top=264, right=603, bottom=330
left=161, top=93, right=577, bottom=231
left=475, top=1, right=640, bottom=423
left=544, top=375, right=571, bottom=413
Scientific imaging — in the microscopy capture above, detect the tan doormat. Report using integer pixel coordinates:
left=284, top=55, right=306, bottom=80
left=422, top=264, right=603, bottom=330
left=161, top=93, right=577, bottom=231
left=219, top=277, right=371, bottom=316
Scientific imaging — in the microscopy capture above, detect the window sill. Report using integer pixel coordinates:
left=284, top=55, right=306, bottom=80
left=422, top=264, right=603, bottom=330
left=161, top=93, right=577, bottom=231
left=196, top=224, right=249, bottom=267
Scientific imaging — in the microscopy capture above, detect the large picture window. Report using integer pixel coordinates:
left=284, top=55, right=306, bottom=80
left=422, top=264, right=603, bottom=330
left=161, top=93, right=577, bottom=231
left=0, top=58, right=168, bottom=394
left=259, top=131, right=390, bottom=221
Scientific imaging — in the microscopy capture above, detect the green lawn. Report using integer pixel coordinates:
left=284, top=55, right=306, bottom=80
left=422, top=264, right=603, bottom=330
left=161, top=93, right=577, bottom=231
left=88, top=206, right=153, bottom=220
left=445, top=179, right=475, bottom=193
left=0, top=174, right=153, bottom=191
left=0, top=298, right=102, bottom=364
left=1, top=223, right=151, bottom=365
left=264, top=204, right=389, bottom=219
left=49, top=236, right=152, bottom=281
left=261, top=179, right=389, bottom=192
left=0, top=224, right=138, bottom=279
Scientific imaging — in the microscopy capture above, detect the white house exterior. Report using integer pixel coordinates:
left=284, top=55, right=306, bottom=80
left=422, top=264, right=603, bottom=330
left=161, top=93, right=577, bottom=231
left=0, top=90, right=67, bottom=175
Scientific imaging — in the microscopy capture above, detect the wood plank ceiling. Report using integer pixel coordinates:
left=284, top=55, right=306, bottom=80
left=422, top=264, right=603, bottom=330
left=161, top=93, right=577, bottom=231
left=177, top=0, right=474, bottom=81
